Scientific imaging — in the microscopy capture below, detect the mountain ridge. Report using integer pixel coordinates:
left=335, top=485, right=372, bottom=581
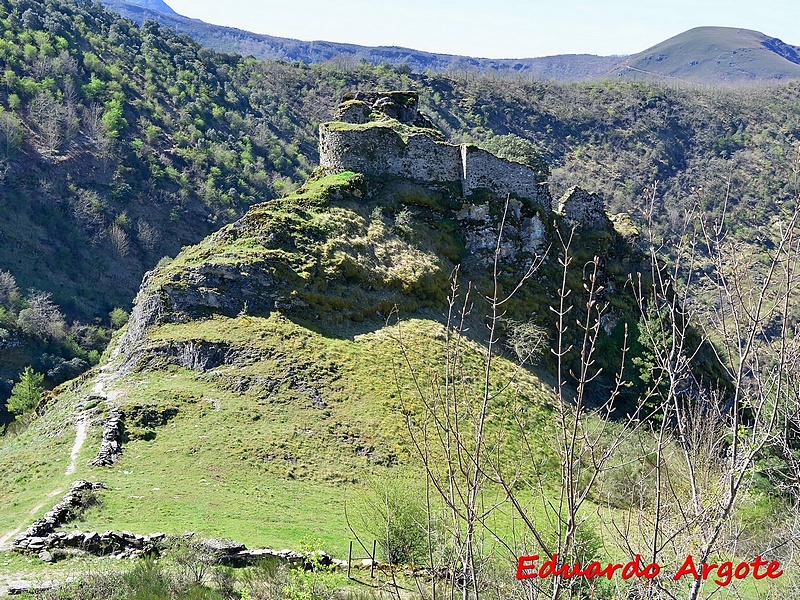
left=101, top=2, right=800, bottom=83
left=100, top=0, right=625, bottom=80
left=612, top=26, right=800, bottom=82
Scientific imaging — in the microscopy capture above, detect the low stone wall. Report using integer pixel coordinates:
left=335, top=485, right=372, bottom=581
left=91, top=409, right=123, bottom=466
left=13, top=481, right=106, bottom=552
left=8, top=535, right=347, bottom=595
left=16, top=529, right=166, bottom=560
left=12, top=485, right=346, bottom=568
left=16, top=527, right=346, bottom=569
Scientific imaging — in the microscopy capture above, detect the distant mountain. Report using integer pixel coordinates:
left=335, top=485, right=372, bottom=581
left=111, top=0, right=177, bottom=15
left=100, top=0, right=623, bottom=80
left=612, top=26, right=800, bottom=82
left=100, top=5, right=800, bottom=84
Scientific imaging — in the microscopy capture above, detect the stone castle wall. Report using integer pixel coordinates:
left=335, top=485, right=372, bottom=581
left=460, top=145, right=546, bottom=205
left=319, top=124, right=462, bottom=183
left=319, top=123, right=548, bottom=206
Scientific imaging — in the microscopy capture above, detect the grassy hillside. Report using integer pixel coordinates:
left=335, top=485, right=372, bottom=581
left=3, top=153, right=796, bottom=598
left=0, top=170, right=564, bottom=564
left=613, top=26, right=800, bottom=82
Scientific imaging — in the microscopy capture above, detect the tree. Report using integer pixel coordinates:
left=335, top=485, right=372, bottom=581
left=0, top=110, right=23, bottom=160
left=398, top=179, right=800, bottom=599
left=109, top=307, right=129, bottom=329
left=101, top=97, right=127, bottom=139
left=17, top=290, right=66, bottom=340
left=0, top=270, right=20, bottom=310
left=108, top=223, right=130, bottom=257
left=399, top=197, right=544, bottom=599
left=7, top=366, right=44, bottom=417
left=599, top=185, right=800, bottom=600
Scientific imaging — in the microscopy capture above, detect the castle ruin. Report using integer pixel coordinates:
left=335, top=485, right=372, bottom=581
left=319, top=91, right=549, bottom=207
left=319, top=91, right=609, bottom=231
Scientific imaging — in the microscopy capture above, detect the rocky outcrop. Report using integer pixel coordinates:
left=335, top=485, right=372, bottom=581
left=117, top=249, right=282, bottom=371
left=338, top=91, right=435, bottom=129
left=7, top=580, right=65, bottom=596
left=555, top=186, right=611, bottom=231
left=13, top=481, right=106, bottom=551
left=90, top=409, right=123, bottom=466
left=114, top=91, right=616, bottom=375
left=457, top=200, right=547, bottom=262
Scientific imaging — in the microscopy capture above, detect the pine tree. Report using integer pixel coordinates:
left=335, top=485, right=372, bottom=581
left=7, top=366, right=44, bottom=416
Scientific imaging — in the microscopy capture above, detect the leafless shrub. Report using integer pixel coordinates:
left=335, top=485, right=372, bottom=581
left=82, top=103, right=105, bottom=145
left=17, top=290, right=66, bottom=340
left=0, top=269, right=19, bottom=309
left=70, top=188, right=107, bottom=240
left=136, top=219, right=160, bottom=251
left=108, top=223, right=131, bottom=257
left=0, top=111, right=23, bottom=160
left=28, top=92, right=72, bottom=155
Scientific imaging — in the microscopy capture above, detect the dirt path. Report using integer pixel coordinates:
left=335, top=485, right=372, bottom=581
left=0, top=357, right=121, bottom=553
left=64, top=419, right=87, bottom=477
left=0, top=489, right=63, bottom=550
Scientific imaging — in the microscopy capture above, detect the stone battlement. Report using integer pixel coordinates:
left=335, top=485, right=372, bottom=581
left=319, top=92, right=549, bottom=207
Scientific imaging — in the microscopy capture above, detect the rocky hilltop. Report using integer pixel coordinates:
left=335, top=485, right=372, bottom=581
left=118, top=91, right=624, bottom=372
left=1, top=90, right=654, bottom=564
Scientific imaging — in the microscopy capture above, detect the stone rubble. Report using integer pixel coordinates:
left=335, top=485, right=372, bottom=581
left=15, top=529, right=347, bottom=570
left=12, top=481, right=106, bottom=551
left=90, top=409, right=124, bottom=466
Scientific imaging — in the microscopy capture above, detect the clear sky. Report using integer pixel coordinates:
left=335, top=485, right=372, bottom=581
left=162, top=0, right=799, bottom=58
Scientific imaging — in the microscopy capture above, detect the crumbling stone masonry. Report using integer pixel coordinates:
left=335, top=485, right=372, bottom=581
left=319, top=91, right=549, bottom=207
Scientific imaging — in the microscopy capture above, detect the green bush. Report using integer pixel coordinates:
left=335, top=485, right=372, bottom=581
left=110, top=307, right=130, bottom=329
left=354, top=475, right=435, bottom=566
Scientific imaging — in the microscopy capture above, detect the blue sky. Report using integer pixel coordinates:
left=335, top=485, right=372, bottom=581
left=164, top=0, right=798, bottom=58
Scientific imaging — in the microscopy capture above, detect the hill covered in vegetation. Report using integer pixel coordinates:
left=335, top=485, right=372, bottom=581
left=102, top=1, right=800, bottom=85
left=2, top=0, right=800, bottom=419
left=101, top=0, right=626, bottom=80
left=612, top=26, right=800, bottom=82
left=2, top=0, right=800, bottom=423
left=1, top=90, right=798, bottom=600
left=1, top=2, right=799, bottom=597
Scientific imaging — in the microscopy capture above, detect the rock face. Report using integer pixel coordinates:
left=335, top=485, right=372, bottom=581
left=457, top=200, right=547, bottom=259
left=117, top=235, right=282, bottom=371
left=319, top=91, right=550, bottom=207
left=337, top=91, right=433, bottom=128
left=555, top=186, right=611, bottom=230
